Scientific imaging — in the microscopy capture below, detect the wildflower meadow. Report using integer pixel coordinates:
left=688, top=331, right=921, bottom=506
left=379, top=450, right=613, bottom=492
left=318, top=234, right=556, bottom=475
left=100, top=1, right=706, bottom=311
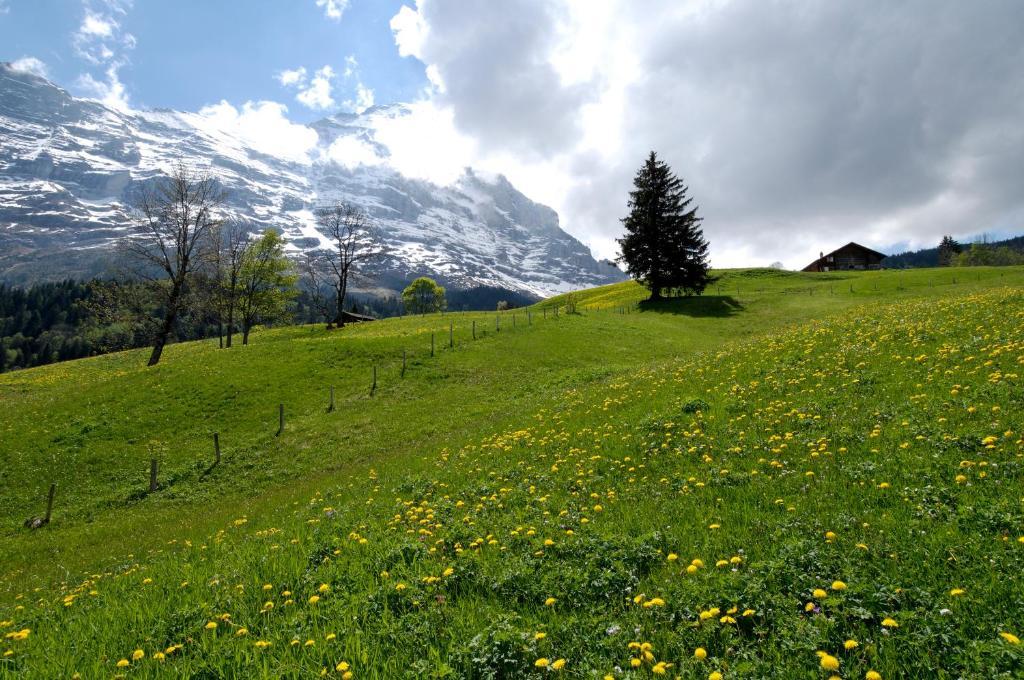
left=1, top=268, right=1023, bottom=678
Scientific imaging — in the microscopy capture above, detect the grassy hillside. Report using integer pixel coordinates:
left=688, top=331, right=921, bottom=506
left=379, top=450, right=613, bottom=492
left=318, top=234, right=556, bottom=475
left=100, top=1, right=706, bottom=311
left=1, top=267, right=1023, bottom=677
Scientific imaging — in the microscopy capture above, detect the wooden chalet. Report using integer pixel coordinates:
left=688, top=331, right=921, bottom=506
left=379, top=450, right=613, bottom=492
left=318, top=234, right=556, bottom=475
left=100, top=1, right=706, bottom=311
left=802, top=242, right=887, bottom=272
left=340, top=310, right=376, bottom=323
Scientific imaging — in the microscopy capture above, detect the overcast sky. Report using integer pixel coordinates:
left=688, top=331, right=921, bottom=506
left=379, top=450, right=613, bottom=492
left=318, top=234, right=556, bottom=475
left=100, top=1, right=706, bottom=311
left=3, top=0, right=1023, bottom=268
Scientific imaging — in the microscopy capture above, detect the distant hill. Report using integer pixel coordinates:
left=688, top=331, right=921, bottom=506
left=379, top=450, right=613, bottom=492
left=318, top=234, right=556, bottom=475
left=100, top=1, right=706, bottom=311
left=885, top=234, right=1024, bottom=268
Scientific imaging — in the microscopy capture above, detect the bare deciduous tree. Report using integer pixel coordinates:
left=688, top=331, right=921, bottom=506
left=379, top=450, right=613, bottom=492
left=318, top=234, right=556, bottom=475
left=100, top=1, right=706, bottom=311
left=311, top=202, right=386, bottom=327
left=122, top=163, right=226, bottom=366
left=299, top=251, right=335, bottom=328
left=205, top=219, right=251, bottom=348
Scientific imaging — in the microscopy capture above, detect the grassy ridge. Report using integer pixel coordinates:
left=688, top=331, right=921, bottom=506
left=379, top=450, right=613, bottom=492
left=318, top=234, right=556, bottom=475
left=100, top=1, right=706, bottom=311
left=1, top=267, right=1023, bottom=676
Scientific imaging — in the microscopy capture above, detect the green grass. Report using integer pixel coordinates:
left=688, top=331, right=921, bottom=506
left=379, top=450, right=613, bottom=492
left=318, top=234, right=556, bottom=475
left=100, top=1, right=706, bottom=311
left=1, top=266, right=1023, bottom=677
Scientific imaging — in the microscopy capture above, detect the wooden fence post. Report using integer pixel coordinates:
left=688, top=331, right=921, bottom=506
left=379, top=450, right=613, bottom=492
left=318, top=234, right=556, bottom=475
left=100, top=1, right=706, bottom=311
left=149, top=459, right=158, bottom=492
left=44, top=483, right=56, bottom=524
left=371, top=365, right=377, bottom=395
left=402, top=349, right=407, bottom=378
left=496, top=314, right=500, bottom=332
left=213, top=432, right=221, bottom=465
left=472, top=320, right=476, bottom=339
left=328, top=387, right=335, bottom=413
left=276, top=404, right=284, bottom=436
left=450, top=321, right=454, bottom=348
left=431, top=333, right=435, bottom=357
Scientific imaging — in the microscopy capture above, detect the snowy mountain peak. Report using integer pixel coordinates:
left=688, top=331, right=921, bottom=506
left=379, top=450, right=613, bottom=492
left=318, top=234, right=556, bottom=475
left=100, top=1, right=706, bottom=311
left=0, top=64, right=625, bottom=295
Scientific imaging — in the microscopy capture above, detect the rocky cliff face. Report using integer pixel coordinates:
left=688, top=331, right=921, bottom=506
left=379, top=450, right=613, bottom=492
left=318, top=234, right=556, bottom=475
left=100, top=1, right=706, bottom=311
left=0, top=63, right=625, bottom=295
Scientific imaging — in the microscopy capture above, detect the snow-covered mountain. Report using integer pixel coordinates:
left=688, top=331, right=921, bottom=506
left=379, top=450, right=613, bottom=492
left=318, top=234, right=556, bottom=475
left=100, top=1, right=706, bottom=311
left=0, top=63, right=625, bottom=295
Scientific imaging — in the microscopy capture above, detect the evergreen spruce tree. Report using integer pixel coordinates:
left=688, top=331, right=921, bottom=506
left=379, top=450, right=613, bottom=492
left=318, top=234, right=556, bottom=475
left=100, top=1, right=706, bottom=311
left=617, top=151, right=711, bottom=299
left=937, top=235, right=962, bottom=266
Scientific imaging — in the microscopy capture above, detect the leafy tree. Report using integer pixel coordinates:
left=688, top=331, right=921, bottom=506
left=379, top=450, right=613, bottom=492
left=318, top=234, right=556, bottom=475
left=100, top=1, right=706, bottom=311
left=617, top=151, right=711, bottom=299
left=402, top=277, right=446, bottom=314
left=951, top=243, right=1024, bottom=267
left=236, top=230, right=298, bottom=345
left=122, top=163, right=226, bottom=365
left=937, top=235, right=962, bottom=266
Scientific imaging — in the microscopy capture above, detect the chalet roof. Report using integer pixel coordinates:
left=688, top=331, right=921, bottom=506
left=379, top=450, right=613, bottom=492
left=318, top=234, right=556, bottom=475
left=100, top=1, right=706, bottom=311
left=822, top=241, right=888, bottom=260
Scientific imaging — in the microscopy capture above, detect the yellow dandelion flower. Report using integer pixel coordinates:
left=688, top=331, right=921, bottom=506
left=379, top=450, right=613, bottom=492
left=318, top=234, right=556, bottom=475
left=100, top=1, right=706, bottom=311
left=866, top=671, right=882, bottom=680
left=831, top=580, right=847, bottom=591
left=544, top=597, right=557, bottom=606
left=116, top=659, right=130, bottom=668
left=999, top=632, right=1020, bottom=644
left=308, top=595, right=321, bottom=604
left=335, top=661, right=350, bottom=671
left=694, top=647, right=707, bottom=660
left=552, top=658, right=566, bottom=670
left=949, top=588, right=965, bottom=597
left=819, top=653, right=840, bottom=671
left=534, top=632, right=547, bottom=640
left=204, top=621, right=218, bottom=630
left=131, top=649, right=144, bottom=661
left=813, top=588, right=827, bottom=599
left=881, top=618, right=898, bottom=628
left=535, top=657, right=550, bottom=667
left=844, top=639, right=859, bottom=650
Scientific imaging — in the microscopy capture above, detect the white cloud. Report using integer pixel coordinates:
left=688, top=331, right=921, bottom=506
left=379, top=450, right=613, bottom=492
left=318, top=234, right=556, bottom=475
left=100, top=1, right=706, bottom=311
left=80, top=11, right=115, bottom=38
left=315, top=0, right=349, bottom=21
left=344, top=82, right=375, bottom=113
left=196, top=100, right=320, bottom=164
left=10, top=56, right=50, bottom=79
left=371, top=101, right=477, bottom=185
left=323, top=135, right=385, bottom=170
left=390, top=5, right=427, bottom=59
left=74, top=6, right=135, bottom=65
left=277, top=67, right=307, bottom=87
left=73, top=0, right=138, bottom=109
left=0, top=1, right=10, bottom=15
left=388, top=0, right=1024, bottom=266
left=277, top=59, right=374, bottom=113
left=296, top=65, right=336, bottom=110
left=77, top=65, right=130, bottom=111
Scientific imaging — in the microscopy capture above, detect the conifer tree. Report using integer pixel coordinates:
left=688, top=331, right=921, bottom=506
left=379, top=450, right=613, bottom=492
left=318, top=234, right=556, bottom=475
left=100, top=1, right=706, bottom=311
left=617, top=151, right=711, bottom=299
left=937, top=235, right=962, bottom=266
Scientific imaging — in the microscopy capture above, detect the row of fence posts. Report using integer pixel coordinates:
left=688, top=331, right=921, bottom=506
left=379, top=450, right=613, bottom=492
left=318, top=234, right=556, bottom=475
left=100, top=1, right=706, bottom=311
left=28, top=305, right=567, bottom=526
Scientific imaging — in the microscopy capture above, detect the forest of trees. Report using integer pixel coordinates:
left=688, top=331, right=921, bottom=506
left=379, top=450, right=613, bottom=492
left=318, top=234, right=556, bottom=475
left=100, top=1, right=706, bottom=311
left=885, top=234, right=1024, bottom=268
left=0, top=278, right=539, bottom=374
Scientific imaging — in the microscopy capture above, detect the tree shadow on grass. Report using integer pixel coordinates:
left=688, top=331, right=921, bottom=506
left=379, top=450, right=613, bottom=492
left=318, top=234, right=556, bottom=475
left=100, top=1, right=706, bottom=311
left=637, top=295, right=744, bottom=318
